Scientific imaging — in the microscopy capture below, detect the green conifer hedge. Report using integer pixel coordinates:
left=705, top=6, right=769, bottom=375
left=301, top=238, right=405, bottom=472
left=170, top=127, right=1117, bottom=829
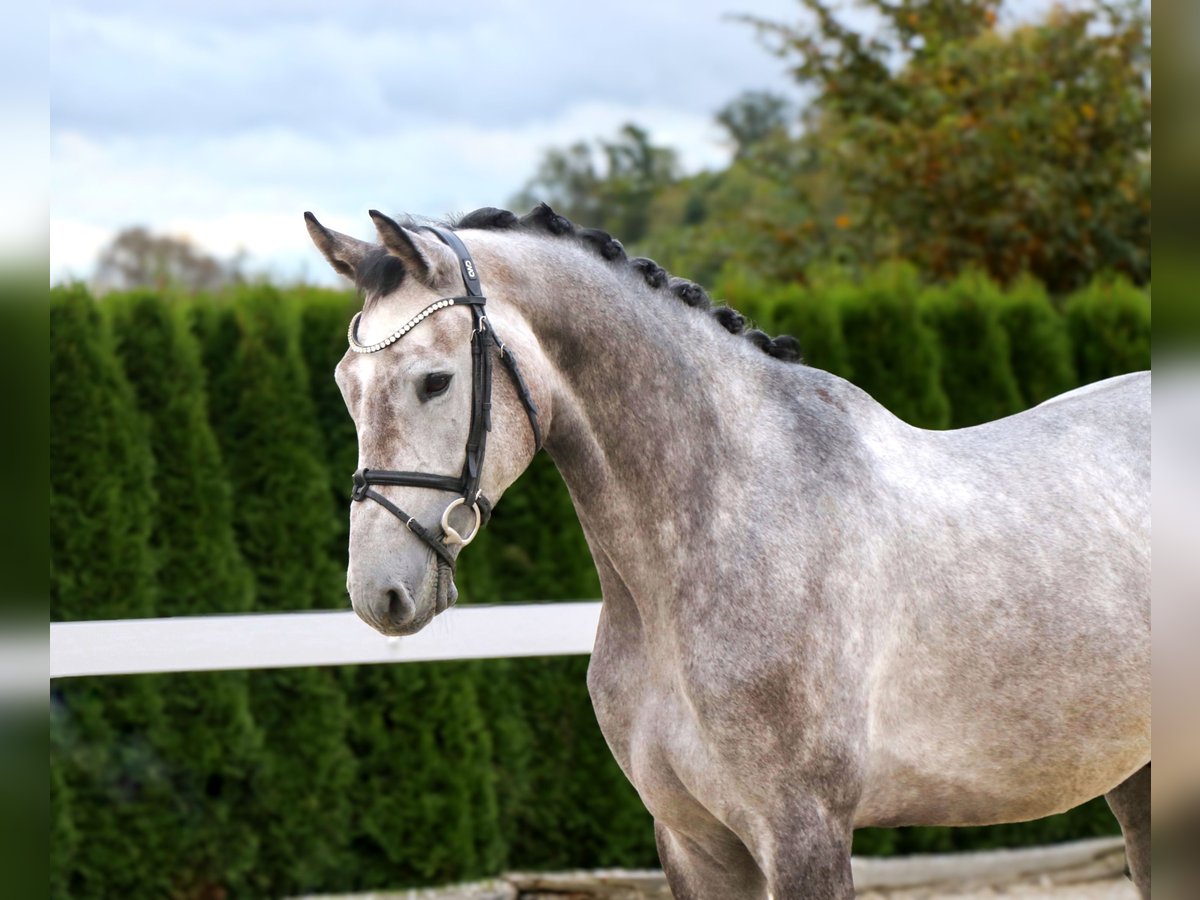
left=108, top=293, right=264, bottom=896
left=714, top=267, right=853, bottom=378
left=292, top=289, right=510, bottom=889
left=193, top=289, right=356, bottom=895
left=50, top=286, right=175, bottom=899
left=296, top=288, right=360, bottom=571
left=921, top=271, right=1024, bottom=428
left=837, top=264, right=952, bottom=429
left=995, top=277, right=1078, bottom=408
left=1065, top=278, right=1152, bottom=384
left=466, top=456, right=656, bottom=870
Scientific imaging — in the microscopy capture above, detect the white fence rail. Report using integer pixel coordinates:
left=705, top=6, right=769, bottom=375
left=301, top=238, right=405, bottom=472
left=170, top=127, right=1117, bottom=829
left=50, top=601, right=602, bottom=679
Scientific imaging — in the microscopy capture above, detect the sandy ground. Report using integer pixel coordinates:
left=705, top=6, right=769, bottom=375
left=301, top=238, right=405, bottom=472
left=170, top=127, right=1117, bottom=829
left=293, top=837, right=1137, bottom=900
left=296, top=877, right=1137, bottom=900
left=862, top=878, right=1136, bottom=899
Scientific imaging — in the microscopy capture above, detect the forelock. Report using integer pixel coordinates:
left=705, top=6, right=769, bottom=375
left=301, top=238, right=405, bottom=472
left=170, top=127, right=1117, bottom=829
left=355, top=246, right=407, bottom=310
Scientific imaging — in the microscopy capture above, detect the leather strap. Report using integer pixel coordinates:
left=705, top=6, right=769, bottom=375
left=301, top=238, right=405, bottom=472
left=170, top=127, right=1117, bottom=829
left=425, top=226, right=483, bottom=298
left=499, top=347, right=543, bottom=452
left=360, top=487, right=457, bottom=569
left=354, top=468, right=463, bottom=495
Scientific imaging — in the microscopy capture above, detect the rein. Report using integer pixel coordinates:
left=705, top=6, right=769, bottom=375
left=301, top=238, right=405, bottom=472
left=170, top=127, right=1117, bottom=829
left=347, top=226, right=542, bottom=595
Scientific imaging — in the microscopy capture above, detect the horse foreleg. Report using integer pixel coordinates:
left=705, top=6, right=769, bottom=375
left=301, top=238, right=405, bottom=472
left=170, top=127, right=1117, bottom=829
left=1106, top=763, right=1151, bottom=898
left=655, top=820, right=767, bottom=900
left=750, top=803, right=856, bottom=900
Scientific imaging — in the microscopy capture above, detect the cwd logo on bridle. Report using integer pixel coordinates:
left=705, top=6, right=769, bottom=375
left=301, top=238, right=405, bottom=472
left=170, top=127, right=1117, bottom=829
left=463, top=259, right=477, bottom=279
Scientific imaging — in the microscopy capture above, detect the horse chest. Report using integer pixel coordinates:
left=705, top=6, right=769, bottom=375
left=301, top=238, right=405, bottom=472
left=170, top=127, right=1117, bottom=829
left=587, top=622, right=801, bottom=832
left=589, top=647, right=727, bottom=827
left=586, top=633, right=679, bottom=775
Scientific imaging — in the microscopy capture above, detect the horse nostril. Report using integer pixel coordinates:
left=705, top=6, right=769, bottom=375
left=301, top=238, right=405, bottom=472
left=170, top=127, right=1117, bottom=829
left=383, top=587, right=417, bottom=629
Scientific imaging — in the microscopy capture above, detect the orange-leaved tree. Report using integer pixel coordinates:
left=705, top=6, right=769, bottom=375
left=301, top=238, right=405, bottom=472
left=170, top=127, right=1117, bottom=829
left=747, top=0, right=1150, bottom=293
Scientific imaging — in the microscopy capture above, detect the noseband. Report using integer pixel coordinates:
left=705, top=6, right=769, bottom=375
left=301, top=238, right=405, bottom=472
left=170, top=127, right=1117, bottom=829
left=347, top=226, right=542, bottom=583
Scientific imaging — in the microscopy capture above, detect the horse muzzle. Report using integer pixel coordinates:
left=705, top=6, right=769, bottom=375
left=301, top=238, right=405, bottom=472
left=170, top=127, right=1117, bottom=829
left=349, top=562, right=458, bottom=636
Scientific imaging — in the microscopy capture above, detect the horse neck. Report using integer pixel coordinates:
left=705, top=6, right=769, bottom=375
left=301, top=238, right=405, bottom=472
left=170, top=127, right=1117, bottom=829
left=475, top=231, right=851, bottom=616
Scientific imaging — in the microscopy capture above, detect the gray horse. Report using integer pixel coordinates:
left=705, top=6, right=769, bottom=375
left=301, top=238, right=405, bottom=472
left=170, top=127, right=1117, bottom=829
left=305, top=205, right=1150, bottom=899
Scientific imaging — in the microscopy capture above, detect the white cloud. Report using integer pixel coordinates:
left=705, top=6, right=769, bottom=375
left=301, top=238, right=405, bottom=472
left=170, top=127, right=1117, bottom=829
left=51, top=1, right=808, bottom=282
left=51, top=1, right=800, bottom=137
left=49, top=219, right=113, bottom=283
left=51, top=99, right=732, bottom=284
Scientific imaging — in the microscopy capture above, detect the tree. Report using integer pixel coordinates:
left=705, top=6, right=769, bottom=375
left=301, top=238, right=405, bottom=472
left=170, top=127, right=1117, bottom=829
left=50, top=285, right=174, bottom=898
left=716, top=90, right=794, bottom=159
left=837, top=263, right=951, bottom=428
left=921, top=270, right=1024, bottom=427
left=514, top=123, right=681, bottom=241
left=95, top=227, right=243, bottom=294
left=747, top=0, right=1151, bottom=292
left=108, top=293, right=264, bottom=897
left=193, top=289, right=355, bottom=896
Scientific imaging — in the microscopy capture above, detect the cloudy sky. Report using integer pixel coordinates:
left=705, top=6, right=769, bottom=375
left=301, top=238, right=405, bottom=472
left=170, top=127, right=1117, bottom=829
left=50, top=0, right=825, bottom=285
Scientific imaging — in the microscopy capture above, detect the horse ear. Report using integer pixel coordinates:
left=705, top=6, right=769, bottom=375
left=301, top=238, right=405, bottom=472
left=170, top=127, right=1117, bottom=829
left=367, top=209, right=456, bottom=287
left=304, top=212, right=372, bottom=280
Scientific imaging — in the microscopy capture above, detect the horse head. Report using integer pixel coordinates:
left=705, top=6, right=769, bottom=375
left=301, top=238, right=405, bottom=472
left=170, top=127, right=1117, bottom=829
left=305, top=209, right=546, bottom=635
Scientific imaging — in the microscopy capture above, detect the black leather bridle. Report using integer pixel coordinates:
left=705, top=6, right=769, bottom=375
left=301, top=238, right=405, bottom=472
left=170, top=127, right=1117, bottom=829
left=347, top=226, right=542, bottom=583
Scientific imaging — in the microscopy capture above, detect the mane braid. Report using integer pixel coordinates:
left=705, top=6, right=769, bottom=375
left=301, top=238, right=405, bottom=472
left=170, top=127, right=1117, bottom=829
left=630, top=257, right=668, bottom=289
left=578, top=228, right=626, bottom=261
left=454, top=207, right=519, bottom=230
left=449, top=203, right=805, bottom=365
left=713, top=306, right=746, bottom=334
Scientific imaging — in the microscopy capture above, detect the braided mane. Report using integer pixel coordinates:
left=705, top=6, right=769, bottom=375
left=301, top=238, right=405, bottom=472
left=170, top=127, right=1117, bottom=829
left=451, top=204, right=803, bottom=364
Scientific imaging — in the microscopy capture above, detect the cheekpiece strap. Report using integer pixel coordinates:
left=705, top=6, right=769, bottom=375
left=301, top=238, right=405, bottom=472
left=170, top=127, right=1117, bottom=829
left=424, top=225, right=484, bottom=298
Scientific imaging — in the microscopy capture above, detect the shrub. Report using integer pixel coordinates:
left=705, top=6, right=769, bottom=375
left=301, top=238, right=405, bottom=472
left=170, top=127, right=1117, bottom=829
left=108, top=293, right=263, bottom=896
left=193, top=288, right=355, bottom=895
left=921, top=270, right=1024, bottom=427
left=996, top=276, right=1078, bottom=407
left=1065, top=278, right=1151, bottom=384
left=50, top=285, right=174, bottom=899
left=837, top=264, right=951, bottom=428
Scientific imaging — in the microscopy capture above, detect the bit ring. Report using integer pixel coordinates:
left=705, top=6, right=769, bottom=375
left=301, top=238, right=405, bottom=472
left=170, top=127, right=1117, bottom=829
left=440, top=497, right=482, bottom=546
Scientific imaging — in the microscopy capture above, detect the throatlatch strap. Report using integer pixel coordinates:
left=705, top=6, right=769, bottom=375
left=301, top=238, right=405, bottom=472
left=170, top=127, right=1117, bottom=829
left=499, top=349, right=543, bottom=452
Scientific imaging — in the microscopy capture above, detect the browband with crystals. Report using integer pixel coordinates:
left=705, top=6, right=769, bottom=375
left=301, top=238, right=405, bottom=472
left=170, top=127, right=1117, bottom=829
left=347, top=297, right=479, bottom=354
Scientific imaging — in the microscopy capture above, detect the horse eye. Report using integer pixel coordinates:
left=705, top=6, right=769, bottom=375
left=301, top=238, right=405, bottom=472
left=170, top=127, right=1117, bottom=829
left=420, top=372, right=453, bottom=401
